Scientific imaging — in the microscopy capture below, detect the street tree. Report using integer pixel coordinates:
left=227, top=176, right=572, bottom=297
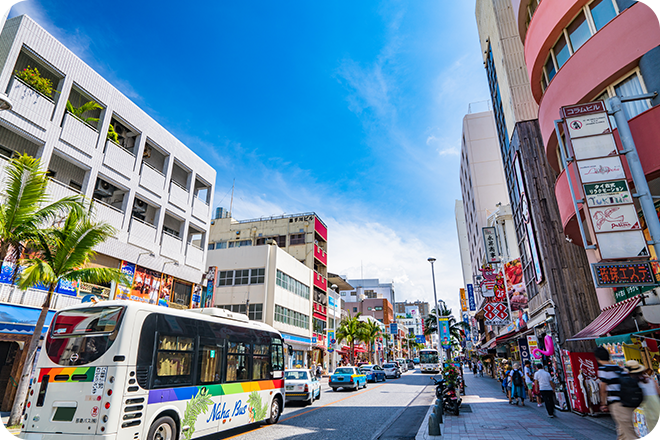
left=360, top=319, right=382, bottom=364
left=0, top=154, right=82, bottom=267
left=423, top=307, right=468, bottom=340
left=8, top=207, right=128, bottom=426
left=336, top=313, right=364, bottom=365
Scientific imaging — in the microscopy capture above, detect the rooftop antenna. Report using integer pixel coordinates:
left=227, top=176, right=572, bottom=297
left=229, top=179, right=235, bottom=218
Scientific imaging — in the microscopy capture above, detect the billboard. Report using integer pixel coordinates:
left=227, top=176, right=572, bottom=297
left=114, top=260, right=136, bottom=300
left=130, top=266, right=162, bottom=304
left=438, top=317, right=451, bottom=348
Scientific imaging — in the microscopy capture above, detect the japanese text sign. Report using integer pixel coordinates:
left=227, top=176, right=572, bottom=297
left=466, top=284, right=476, bottom=311
left=592, top=261, right=658, bottom=288
left=482, top=227, right=500, bottom=263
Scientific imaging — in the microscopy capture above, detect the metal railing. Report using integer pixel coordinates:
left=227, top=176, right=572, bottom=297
left=0, top=283, right=82, bottom=310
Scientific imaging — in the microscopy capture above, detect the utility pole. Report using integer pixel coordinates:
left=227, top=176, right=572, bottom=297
left=428, top=258, right=443, bottom=365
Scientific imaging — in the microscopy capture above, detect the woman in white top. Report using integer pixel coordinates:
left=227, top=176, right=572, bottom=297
left=625, top=360, right=660, bottom=433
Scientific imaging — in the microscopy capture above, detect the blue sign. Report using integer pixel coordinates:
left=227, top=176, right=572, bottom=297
left=438, top=317, right=451, bottom=348
left=312, top=336, right=317, bottom=344
left=466, top=284, right=476, bottom=311
left=390, top=323, right=398, bottom=335
left=416, top=334, right=426, bottom=344
left=328, top=296, right=336, bottom=307
left=462, top=312, right=471, bottom=339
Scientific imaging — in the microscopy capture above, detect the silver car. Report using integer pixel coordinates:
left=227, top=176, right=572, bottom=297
left=383, top=363, right=401, bottom=379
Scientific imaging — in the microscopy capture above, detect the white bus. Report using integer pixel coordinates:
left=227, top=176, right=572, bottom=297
left=419, top=349, right=440, bottom=374
left=20, top=301, right=286, bottom=440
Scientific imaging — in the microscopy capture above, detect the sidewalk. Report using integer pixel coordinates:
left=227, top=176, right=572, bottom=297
left=416, top=369, right=617, bottom=440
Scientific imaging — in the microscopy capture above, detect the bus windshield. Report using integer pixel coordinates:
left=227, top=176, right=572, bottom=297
left=46, top=306, right=125, bottom=366
left=420, top=351, right=439, bottom=364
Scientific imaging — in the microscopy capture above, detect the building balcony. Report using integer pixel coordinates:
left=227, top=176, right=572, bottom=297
left=103, top=140, right=136, bottom=177
left=192, top=196, right=209, bottom=222
left=128, top=217, right=157, bottom=251
left=161, top=231, right=183, bottom=261
left=60, top=112, right=100, bottom=157
left=46, top=178, right=81, bottom=202
left=313, top=243, right=327, bottom=266
left=185, top=242, right=204, bottom=270
left=139, top=161, right=166, bottom=194
left=169, top=180, right=189, bottom=210
left=313, top=271, right=327, bottom=292
left=7, top=76, right=54, bottom=130
left=92, top=199, right=125, bottom=230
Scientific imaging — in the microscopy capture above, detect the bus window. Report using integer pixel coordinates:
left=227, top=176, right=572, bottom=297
left=252, top=344, right=270, bottom=380
left=155, top=335, right=194, bottom=386
left=199, top=341, right=223, bottom=384
left=271, top=341, right=284, bottom=373
left=226, top=341, right=250, bottom=382
left=136, top=314, right=157, bottom=389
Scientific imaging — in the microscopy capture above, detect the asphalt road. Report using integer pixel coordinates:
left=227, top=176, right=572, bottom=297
left=210, top=368, right=437, bottom=440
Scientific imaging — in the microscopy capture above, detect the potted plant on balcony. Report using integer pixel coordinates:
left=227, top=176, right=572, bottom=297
left=15, top=66, right=56, bottom=99
left=107, top=123, right=120, bottom=144
left=66, top=99, right=102, bottom=127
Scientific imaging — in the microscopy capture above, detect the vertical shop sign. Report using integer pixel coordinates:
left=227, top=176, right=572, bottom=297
left=466, top=284, right=476, bottom=311
left=514, top=155, right=543, bottom=283
left=518, top=338, right=530, bottom=364
left=459, top=288, right=468, bottom=312
left=203, top=266, right=217, bottom=308
left=438, top=317, right=451, bottom=348
left=527, top=335, right=538, bottom=355
left=482, top=227, right=501, bottom=263
left=159, top=275, right=172, bottom=307
left=191, top=284, right=202, bottom=308
left=114, top=261, right=136, bottom=300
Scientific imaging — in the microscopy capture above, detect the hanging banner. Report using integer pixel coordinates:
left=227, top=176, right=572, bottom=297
left=202, top=266, right=217, bottom=308
left=114, top=260, right=136, bottom=300
left=438, top=317, right=451, bottom=348
left=466, top=284, right=476, bottom=311
left=518, top=337, right=531, bottom=365
left=459, top=288, right=468, bottom=312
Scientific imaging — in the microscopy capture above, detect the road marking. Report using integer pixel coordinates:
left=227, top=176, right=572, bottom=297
left=221, top=383, right=386, bottom=439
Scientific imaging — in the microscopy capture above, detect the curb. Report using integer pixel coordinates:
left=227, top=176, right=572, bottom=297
left=415, top=404, right=443, bottom=440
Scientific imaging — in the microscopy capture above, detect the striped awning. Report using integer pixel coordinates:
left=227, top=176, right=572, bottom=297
left=568, top=295, right=642, bottom=341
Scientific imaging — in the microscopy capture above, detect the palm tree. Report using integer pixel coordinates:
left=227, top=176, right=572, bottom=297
left=8, top=208, right=128, bottom=425
left=360, top=320, right=382, bottom=364
left=336, top=313, right=364, bottom=365
left=66, top=99, right=102, bottom=124
left=0, top=154, right=82, bottom=274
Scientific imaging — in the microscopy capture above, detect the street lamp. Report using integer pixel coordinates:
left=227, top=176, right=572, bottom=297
left=428, top=257, right=443, bottom=364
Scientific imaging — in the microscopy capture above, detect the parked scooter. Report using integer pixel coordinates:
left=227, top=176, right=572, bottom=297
left=431, top=376, right=462, bottom=416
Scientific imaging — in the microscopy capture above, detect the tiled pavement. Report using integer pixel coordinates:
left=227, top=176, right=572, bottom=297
left=416, top=369, right=617, bottom=440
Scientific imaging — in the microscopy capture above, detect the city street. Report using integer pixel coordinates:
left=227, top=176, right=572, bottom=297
left=213, top=369, right=435, bottom=440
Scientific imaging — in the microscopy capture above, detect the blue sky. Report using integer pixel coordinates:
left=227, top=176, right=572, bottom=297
left=12, top=0, right=493, bottom=314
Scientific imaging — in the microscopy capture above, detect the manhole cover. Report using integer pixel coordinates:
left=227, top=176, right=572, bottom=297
left=481, top=425, right=507, bottom=430
left=460, top=404, right=473, bottom=413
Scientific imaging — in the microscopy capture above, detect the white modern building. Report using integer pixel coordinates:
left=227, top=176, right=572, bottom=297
left=206, top=243, right=314, bottom=370
left=0, top=15, right=216, bottom=411
left=342, top=278, right=395, bottom=306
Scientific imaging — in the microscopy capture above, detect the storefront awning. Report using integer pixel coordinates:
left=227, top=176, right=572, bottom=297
left=567, top=295, right=642, bottom=341
left=595, top=328, right=660, bottom=346
left=0, top=303, right=55, bottom=334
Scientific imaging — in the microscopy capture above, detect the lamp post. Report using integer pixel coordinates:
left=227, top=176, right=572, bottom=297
left=428, top=257, right=443, bottom=365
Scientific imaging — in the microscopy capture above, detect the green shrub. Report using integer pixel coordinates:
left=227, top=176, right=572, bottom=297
left=107, top=124, right=119, bottom=143
left=66, top=100, right=101, bottom=125
left=15, top=66, right=55, bottom=98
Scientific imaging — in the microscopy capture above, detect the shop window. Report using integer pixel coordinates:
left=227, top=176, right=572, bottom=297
left=171, top=281, right=192, bottom=307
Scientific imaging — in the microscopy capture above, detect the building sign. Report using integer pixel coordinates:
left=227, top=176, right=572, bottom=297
left=571, top=134, right=618, bottom=161
left=584, top=180, right=632, bottom=208
left=459, top=288, right=468, bottom=312
left=202, top=266, right=217, bottom=308
left=390, top=323, right=398, bottom=335
left=577, top=156, right=626, bottom=184
left=561, top=101, right=607, bottom=118
left=483, top=302, right=509, bottom=326
left=566, top=112, right=611, bottom=139
left=466, top=284, right=476, bottom=311
left=588, top=204, right=641, bottom=233
left=614, top=285, right=655, bottom=303
left=482, top=227, right=500, bottom=263
left=597, top=230, right=649, bottom=260
left=514, top=155, right=543, bottom=284
left=592, top=261, right=658, bottom=288
left=114, top=261, right=136, bottom=300
left=518, top=337, right=531, bottom=364
left=527, top=335, right=538, bottom=355
left=479, top=264, right=497, bottom=297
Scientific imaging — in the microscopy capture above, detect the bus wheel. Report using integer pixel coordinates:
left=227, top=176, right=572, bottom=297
left=265, top=397, right=281, bottom=425
left=147, top=416, right=176, bottom=440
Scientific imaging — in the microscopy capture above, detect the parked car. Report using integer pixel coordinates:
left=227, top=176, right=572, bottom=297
left=407, top=359, right=415, bottom=370
left=329, top=366, right=367, bottom=391
left=360, top=364, right=386, bottom=382
left=383, top=363, right=401, bottom=379
left=413, top=357, right=420, bottom=364
left=395, top=359, right=408, bottom=372
left=285, top=369, right=321, bottom=404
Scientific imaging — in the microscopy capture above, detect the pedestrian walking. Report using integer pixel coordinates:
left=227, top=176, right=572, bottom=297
left=523, top=360, right=535, bottom=403
left=595, top=347, right=637, bottom=440
left=534, top=363, right=555, bottom=418
left=473, top=362, right=478, bottom=376
left=503, top=364, right=513, bottom=401
left=625, top=360, right=660, bottom=433
left=478, top=361, right=484, bottom=377
left=509, top=363, right=525, bottom=406
left=316, top=364, right=323, bottom=379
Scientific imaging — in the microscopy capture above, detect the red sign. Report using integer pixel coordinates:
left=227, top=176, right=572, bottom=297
left=593, top=261, right=657, bottom=287
left=484, top=302, right=508, bottom=324
left=560, top=101, right=606, bottom=118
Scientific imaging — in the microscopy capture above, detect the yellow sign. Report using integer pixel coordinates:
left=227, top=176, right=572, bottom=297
left=460, top=288, right=468, bottom=312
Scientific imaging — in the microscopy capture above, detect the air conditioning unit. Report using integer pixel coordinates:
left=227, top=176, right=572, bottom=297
left=93, top=179, right=115, bottom=198
left=132, top=198, right=148, bottom=215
